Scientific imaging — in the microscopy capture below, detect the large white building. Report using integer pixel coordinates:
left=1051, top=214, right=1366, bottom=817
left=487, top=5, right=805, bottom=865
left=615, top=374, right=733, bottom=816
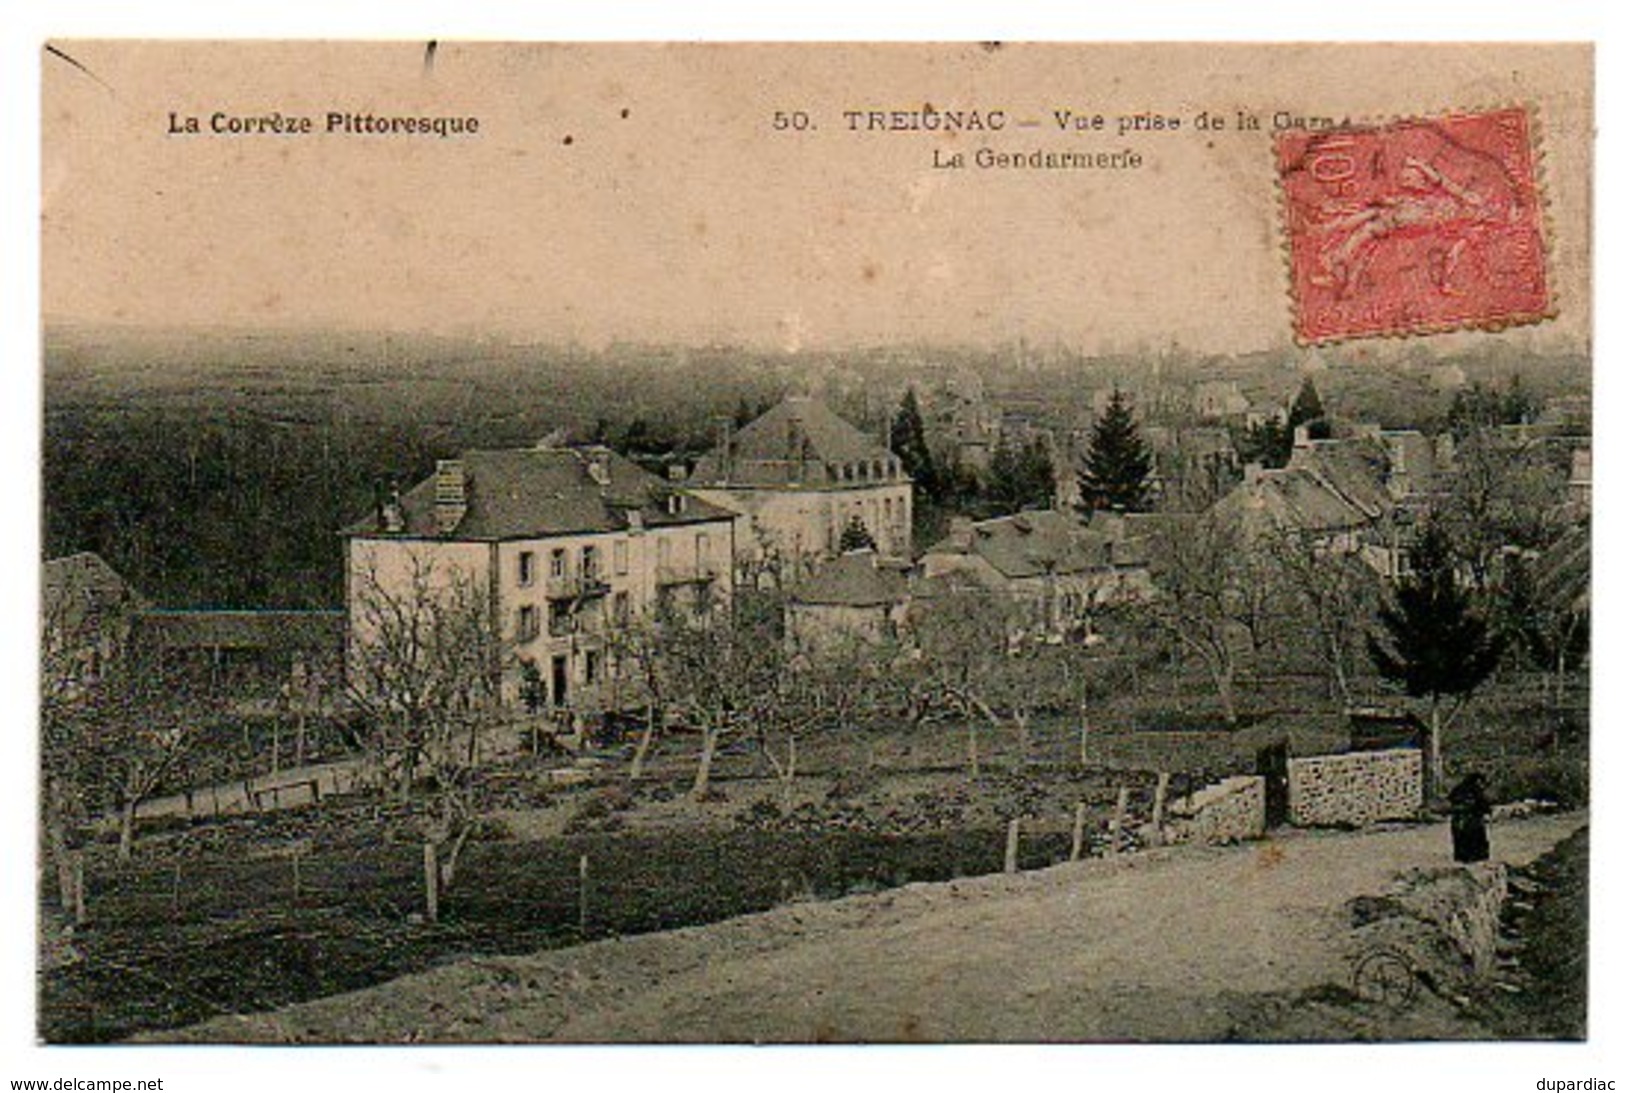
left=687, top=395, right=912, bottom=579
left=342, top=444, right=737, bottom=713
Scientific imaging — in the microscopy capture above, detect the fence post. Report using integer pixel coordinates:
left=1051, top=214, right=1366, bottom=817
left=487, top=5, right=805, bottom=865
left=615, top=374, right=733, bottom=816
left=578, top=853, right=591, bottom=938
left=1070, top=802, right=1088, bottom=862
left=423, top=842, right=439, bottom=923
left=1108, top=786, right=1129, bottom=856
left=1151, top=772, right=1170, bottom=834
left=1004, top=817, right=1021, bottom=874
left=72, top=852, right=87, bottom=926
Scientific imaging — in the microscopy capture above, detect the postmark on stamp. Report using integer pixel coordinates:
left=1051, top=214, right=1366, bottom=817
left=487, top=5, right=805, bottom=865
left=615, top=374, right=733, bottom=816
left=1276, top=107, right=1550, bottom=344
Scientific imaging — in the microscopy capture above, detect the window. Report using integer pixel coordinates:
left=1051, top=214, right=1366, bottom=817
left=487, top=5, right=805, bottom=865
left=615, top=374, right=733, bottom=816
left=584, top=650, right=600, bottom=685
left=549, top=600, right=571, bottom=634
left=613, top=538, right=629, bottom=576
left=582, top=544, right=601, bottom=581
left=518, top=550, right=536, bottom=587
left=550, top=548, right=567, bottom=579
left=613, top=591, right=631, bottom=627
left=517, top=605, right=539, bottom=642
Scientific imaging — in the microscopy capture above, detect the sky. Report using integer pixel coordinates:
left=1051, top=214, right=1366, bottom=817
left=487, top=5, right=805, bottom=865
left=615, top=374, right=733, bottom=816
left=41, top=41, right=1592, bottom=356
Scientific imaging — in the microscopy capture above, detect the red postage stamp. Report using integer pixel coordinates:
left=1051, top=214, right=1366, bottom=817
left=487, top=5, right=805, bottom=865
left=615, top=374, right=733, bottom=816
left=1276, top=107, right=1550, bottom=344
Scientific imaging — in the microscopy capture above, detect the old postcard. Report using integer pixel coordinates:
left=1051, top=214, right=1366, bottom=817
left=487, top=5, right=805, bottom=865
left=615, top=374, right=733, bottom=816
left=37, top=41, right=1592, bottom=1051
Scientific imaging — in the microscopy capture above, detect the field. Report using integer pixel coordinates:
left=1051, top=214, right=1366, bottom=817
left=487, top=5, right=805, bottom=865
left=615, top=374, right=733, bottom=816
left=38, top=664, right=1587, bottom=1043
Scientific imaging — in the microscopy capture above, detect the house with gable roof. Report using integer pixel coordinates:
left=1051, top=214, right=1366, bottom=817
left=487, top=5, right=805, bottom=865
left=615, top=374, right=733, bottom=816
left=342, top=443, right=737, bottom=713
left=41, top=551, right=146, bottom=693
left=918, top=509, right=1151, bottom=641
left=785, top=549, right=911, bottom=655
left=687, top=394, right=912, bottom=579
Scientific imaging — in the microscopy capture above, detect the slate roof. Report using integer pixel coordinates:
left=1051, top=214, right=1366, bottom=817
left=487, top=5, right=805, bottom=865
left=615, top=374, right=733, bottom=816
left=925, top=510, right=1140, bottom=580
left=41, top=552, right=144, bottom=630
left=1217, top=467, right=1369, bottom=537
left=342, top=446, right=735, bottom=540
left=1533, top=520, right=1590, bottom=614
left=1381, top=430, right=1443, bottom=494
left=689, top=395, right=905, bottom=489
left=132, top=610, right=347, bottom=653
left=1288, top=438, right=1394, bottom=520
left=789, top=551, right=910, bottom=608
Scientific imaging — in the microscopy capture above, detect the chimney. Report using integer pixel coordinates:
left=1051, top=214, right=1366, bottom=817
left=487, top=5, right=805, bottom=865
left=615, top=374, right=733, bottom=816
left=381, top=482, right=406, bottom=533
left=786, top=407, right=807, bottom=483
left=1435, top=433, right=1456, bottom=473
left=1292, top=424, right=1311, bottom=449
left=434, top=459, right=467, bottom=535
left=1243, top=461, right=1264, bottom=484
left=584, top=447, right=612, bottom=487
left=947, top=517, right=974, bottom=551
left=717, top=416, right=734, bottom=482
left=1385, top=438, right=1411, bottom=499
left=786, top=412, right=805, bottom=461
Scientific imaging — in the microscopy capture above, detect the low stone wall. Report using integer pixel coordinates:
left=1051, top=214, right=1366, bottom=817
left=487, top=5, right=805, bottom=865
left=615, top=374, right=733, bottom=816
left=1164, top=775, right=1265, bottom=846
left=1347, top=863, right=1508, bottom=1000
left=1288, top=749, right=1423, bottom=828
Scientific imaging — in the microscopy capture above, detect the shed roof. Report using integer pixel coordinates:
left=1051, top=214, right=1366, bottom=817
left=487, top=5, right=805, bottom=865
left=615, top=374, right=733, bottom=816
left=790, top=551, right=910, bottom=608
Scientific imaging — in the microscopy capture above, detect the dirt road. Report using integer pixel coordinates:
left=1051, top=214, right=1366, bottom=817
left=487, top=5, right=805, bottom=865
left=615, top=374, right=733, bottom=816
left=159, top=811, right=1585, bottom=1043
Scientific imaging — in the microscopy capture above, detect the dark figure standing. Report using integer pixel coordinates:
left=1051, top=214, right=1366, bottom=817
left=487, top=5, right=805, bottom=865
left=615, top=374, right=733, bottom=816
left=1448, top=772, right=1492, bottom=863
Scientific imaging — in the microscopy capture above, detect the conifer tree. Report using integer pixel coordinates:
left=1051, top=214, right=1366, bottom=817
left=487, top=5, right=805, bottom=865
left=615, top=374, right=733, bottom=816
left=838, top=515, right=877, bottom=553
left=1287, top=376, right=1330, bottom=441
left=1367, top=523, right=1504, bottom=795
left=987, top=434, right=1056, bottom=515
left=890, top=388, right=938, bottom=501
left=1078, top=388, right=1153, bottom=513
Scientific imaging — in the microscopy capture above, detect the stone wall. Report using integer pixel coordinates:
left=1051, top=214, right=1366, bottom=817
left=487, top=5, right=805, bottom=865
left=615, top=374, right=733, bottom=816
left=1287, top=748, right=1423, bottom=827
left=1164, top=775, right=1265, bottom=845
left=1347, top=863, right=1508, bottom=999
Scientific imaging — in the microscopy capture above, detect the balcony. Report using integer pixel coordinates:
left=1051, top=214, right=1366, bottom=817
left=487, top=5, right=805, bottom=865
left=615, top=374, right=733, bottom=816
left=656, top=561, right=721, bottom=587
left=548, top=610, right=607, bottom=639
left=546, top=574, right=612, bottom=601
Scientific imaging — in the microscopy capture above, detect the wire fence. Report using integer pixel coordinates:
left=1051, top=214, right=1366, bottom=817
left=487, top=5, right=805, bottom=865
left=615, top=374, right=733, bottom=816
left=70, top=827, right=1089, bottom=937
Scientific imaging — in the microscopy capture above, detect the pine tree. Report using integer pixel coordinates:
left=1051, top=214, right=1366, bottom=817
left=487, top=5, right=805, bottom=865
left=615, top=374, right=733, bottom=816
left=987, top=435, right=1055, bottom=515
left=1287, top=376, right=1330, bottom=441
left=890, top=388, right=938, bottom=501
left=838, top=515, right=877, bottom=553
left=1078, top=389, right=1153, bottom=513
left=1236, top=417, right=1292, bottom=469
left=1367, top=523, right=1504, bottom=796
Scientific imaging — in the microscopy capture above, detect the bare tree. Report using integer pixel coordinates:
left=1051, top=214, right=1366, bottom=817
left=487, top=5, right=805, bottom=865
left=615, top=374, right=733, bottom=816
left=1263, top=527, right=1380, bottom=706
left=769, top=634, right=898, bottom=802
left=45, top=653, right=217, bottom=864
left=654, top=591, right=785, bottom=800
left=1435, top=430, right=1566, bottom=587
left=346, top=552, right=504, bottom=916
left=1145, top=512, right=1256, bottom=724
left=905, top=588, right=1030, bottom=774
